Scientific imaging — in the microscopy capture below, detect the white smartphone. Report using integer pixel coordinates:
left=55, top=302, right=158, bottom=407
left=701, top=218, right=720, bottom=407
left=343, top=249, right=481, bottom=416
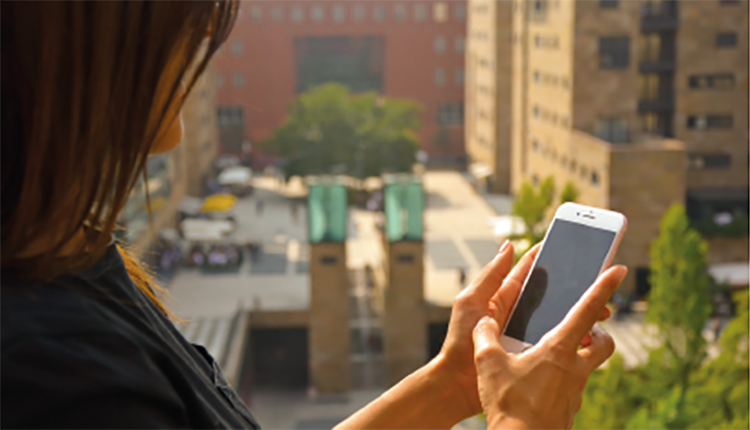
left=500, top=202, right=627, bottom=353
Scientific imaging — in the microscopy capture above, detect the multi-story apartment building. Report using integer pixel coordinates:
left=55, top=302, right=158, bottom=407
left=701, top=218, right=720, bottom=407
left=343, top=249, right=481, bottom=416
left=466, top=0, right=749, bottom=295
left=465, top=0, right=513, bottom=193
left=214, top=0, right=468, bottom=164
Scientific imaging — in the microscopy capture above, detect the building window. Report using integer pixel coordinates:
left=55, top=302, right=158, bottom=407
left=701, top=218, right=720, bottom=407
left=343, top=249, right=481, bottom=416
left=639, top=73, right=660, bottom=100
left=687, top=115, right=733, bottom=130
left=639, top=32, right=661, bottom=63
left=333, top=5, right=345, bottom=22
left=353, top=5, right=366, bottom=21
left=434, top=68, right=446, bottom=86
left=374, top=4, right=385, bottom=21
left=716, top=32, right=737, bottom=47
left=233, top=73, right=244, bottom=88
left=312, top=5, right=325, bottom=21
left=231, top=40, right=243, bottom=56
left=414, top=3, right=427, bottom=21
left=437, top=103, right=464, bottom=124
left=291, top=5, right=304, bottom=22
left=454, top=36, right=465, bottom=53
left=272, top=6, right=284, bottom=21
left=533, top=71, right=541, bottom=83
left=394, top=4, right=406, bottom=20
left=591, top=171, right=600, bottom=185
left=215, top=73, right=224, bottom=88
left=454, top=3, right=466, bottom=20
left=454, top=69, right=464, bottom=85
left=434, top=36, right=446, bottom=53
left=595, top=118, right=628, bottom=143
left=433, top=2, right=448, bottom=22
left=689, top=73, right=735, bottom=89
left=600, top=0, right=618, bottom=8
left=533, top=106, right=540, bottom=118
left=599, top=37, right=630, bottom=68
left=250, top=6, right=262, bottom=21
left=217, top=106, right=244, bottom=126
left=688, top=153, right=732, bottom=169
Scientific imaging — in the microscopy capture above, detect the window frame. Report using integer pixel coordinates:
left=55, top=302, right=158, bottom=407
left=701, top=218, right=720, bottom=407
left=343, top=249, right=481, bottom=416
left=716, top=32, right=738, bottom=48
left=599, top=36, right=630, bottom=69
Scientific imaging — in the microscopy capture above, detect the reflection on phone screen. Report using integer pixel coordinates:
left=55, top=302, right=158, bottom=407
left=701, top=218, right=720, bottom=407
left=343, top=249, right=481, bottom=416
left=504, top=219, right=615, bottom=345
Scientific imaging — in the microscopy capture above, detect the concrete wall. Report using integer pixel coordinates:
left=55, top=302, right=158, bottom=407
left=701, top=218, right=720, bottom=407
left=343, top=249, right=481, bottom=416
left=608, top=139, right=687, bottom=294
left=675, top=0, right=749, bottom=190
left=309, top=242, right=350, bottom=393
left=383, top=240, right=426, bottom=387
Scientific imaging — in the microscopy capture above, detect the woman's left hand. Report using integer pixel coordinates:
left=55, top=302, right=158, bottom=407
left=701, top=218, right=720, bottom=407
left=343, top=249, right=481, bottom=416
left=430, top=241, right=534, bottom=420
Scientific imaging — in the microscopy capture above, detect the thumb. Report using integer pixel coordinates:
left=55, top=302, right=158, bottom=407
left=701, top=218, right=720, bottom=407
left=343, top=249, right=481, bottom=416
left=473, top=316, right=505, bottom=368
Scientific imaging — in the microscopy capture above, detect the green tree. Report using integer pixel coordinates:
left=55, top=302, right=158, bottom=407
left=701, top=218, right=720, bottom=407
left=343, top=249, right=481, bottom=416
left=643, top=204, right=713, bottom=427
left=260, top=83, right=421, bottom=180
left=511, top=176, right=579, bottom=250
left=683, top=290, right=749, bottom=429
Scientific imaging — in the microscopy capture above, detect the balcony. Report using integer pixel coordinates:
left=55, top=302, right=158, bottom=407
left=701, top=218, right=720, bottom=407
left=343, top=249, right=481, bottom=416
left=638, top=59, right=675, bottom=73
left=638, top=98, right=674, bottom=111
left=640, top=2, right=678, bottom=31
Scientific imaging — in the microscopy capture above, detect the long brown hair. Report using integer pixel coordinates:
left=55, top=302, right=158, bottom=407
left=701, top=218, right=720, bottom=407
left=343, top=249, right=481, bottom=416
left=1, top=1, right=237, bottom=315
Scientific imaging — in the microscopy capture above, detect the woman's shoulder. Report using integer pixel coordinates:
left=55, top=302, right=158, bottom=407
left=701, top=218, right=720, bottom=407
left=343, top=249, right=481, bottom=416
left=1, top=310, right=191, bottom=428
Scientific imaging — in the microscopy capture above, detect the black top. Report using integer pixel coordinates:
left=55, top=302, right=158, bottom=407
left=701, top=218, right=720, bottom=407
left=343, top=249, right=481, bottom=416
left=1, top=241, right=261, bottom=429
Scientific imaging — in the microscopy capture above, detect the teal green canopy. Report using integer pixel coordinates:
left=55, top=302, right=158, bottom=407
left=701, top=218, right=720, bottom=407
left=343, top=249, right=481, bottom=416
left=308, top=180, right=347, bottom=243
left=384, top=174, right=424, bottom=242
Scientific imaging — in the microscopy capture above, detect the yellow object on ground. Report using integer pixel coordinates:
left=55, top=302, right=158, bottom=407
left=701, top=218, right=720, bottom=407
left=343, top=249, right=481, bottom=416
left=201, top=194, right=237, bottom=213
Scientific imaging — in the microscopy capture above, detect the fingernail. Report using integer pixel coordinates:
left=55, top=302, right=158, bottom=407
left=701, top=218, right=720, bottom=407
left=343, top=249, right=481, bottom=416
left=613, top=265, right=628, bottom=281
left=498, top=240, right=511, bottom=255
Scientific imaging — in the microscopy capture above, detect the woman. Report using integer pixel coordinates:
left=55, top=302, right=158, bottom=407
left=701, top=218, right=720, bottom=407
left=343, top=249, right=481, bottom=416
left=1, top=2, right=627, bottom=429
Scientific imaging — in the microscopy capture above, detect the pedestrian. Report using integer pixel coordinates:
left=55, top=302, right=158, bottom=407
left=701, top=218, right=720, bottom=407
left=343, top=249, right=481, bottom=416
left=459, top=268, right=467, bottom=287
left=291, top=202, right=299, bottom=223
left=255, top=197, right=264, bottom=215
left=1, top=3, right=627, bottom=429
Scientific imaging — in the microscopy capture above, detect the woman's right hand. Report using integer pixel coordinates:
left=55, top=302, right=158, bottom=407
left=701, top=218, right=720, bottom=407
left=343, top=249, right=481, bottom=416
left=473, top=265, right=627, bottom=429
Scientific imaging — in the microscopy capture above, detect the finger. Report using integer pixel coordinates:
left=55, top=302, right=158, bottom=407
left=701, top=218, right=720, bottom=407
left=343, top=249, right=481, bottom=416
left=457, top=240, right=514, bottom=303
left=580, top=332, right=592, bottom=347
left=577, top=324, right=616, bottom=372
left=489, top=243, right=542, bottom=327
left=552, top=266, right=627, bottom=348
left=473, top=316, right=506, bottom=367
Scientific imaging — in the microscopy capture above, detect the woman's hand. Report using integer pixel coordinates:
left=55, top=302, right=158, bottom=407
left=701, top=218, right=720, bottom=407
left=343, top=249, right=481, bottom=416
left=430, top=241, right=541, bottom=420
left=472, top=265, right=628, bottom=430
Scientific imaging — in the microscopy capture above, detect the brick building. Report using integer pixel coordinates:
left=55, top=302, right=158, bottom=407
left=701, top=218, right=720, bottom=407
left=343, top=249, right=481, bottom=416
left=466, top=0, right=749, bottom=295
left=213, top=0, right=468, bottom=164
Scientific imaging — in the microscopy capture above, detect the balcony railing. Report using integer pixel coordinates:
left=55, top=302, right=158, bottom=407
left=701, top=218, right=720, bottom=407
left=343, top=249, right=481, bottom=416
left=638, top=98, right=674, bottom=111
left=641, top=2, right=678, bottom=31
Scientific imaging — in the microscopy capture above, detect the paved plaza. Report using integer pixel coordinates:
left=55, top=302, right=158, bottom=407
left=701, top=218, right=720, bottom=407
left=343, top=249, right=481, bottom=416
left=165, top=170, right=703, bottom=429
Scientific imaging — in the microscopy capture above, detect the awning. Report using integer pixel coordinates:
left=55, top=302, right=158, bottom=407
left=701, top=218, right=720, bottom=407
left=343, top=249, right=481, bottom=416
left=201, top=194, right=237, bottom=213
left=469, top=162, right=493, bottom=179
left=709, top=262, right=749, bottom=287
left=181, top=218, right=235, bottom=242
left=218, top=166, right=252, bottom=186
left=489, top=215, right=527, bottom=239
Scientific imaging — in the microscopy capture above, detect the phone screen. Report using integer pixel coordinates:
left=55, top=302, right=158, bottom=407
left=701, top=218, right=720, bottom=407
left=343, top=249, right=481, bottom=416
left=504, top=219, right=616, bottom=345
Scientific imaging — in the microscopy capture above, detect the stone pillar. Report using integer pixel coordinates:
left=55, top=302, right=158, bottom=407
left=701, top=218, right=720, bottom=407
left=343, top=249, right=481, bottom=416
left=309, top=242, right=350, bottom=393
left=383, top=240, right=426, bottom=387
